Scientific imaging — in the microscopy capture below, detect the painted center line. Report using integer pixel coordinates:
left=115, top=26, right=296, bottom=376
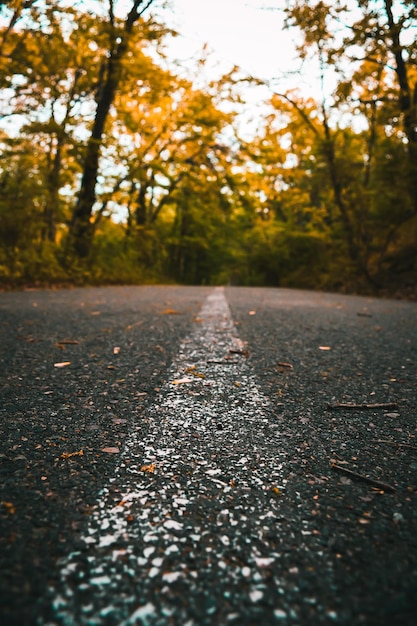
left=42, top=287, right=292, bottom=625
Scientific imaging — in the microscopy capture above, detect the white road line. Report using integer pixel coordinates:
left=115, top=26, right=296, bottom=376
left=42, top=287, right=291, bottom=625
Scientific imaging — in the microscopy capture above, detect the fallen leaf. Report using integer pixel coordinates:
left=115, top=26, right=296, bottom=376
left=272, top=487, right=281, bottom=496
left=1, top=501, right=16, bottom=515
left=90, top=311, right=101, bottom=316
left=54, top=361, right=71, bottom=368
left=57, top=339, right=79, bottom=345
left=171, top=377, right=193, bottom=385
left=319, top=346, right=331, bottom=351
left=101, top=447, right=120, bottom=454
left=234, top=381, right=241, bottom=387
left=185, top=367, right=205, bottom=378
left=230, top=349, right=249, bottom=357
left=160, top=309, right=181, bottom=315
left=277, top=362, right=293, bottom=369
left=125, top=321, right=144, bottom=331
left=113, top=346, right=120, bottom=354
left=248, top=310, right=256, bottom=315
left=61, top=450, right=84, bottom=459
left=141, top=463, right=156, bottom=473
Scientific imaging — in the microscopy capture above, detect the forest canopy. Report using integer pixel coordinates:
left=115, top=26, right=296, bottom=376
left=1, top=0, right=416, bottom=295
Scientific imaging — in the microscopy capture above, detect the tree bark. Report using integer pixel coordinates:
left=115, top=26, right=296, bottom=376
left=384, top=0, right=417, bottom=212
left=68, top=0, right=155, bottom=258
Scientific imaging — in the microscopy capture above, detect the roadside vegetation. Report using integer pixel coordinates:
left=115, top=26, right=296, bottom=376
left=1, top=0, right=416, bottom=297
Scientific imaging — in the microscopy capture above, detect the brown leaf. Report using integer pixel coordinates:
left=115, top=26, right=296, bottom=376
left=57, top=339, right=79, bottom=345
left=101, top=447, right=120, bottom=454
left=230, top=349, right=249, bottom=357
left=277, top=362, right=293, bottom=369
left=54, top=361, right=71, bottom=368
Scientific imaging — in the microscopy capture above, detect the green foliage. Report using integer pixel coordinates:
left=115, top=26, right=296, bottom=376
left=0, top=0, right=416, bottom=295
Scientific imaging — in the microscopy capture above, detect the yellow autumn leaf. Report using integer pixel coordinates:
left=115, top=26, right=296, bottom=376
left=141, top=463, right=156, bottom=473
left=186, top=367, right=205, bottom=378
left=61, top=450, right=84, bottom=459
left=1, top=501, right=16, bottom=515
left=160, top=309, right=180, bottom=315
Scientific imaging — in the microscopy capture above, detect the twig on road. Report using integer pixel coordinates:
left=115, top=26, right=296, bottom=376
left=331, top=463, right=396, bottom=493
left=207, top=359, right=239, bottom=365
left=326, top=402, right=398, bottom=411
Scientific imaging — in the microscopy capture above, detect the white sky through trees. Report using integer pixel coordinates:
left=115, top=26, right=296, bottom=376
left=163, top=0, right=299, bottom=82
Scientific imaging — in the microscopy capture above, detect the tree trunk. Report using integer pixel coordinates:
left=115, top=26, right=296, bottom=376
left=384, top=0, right=417, bottom=213
left=68, top=0, right=154, bottom=258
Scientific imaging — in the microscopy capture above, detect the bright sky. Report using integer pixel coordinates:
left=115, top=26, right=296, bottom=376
left=160, top=0, right=306, bottom=91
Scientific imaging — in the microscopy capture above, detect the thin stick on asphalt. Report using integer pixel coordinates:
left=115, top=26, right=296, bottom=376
left=331, top=463, right=396, bottom=493
left=371, top=439, right=417, bottom=450
left=326, top=402, right=398, bottom=410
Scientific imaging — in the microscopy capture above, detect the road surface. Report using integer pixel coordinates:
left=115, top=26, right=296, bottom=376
left=0, top=285, right=416, bottom=625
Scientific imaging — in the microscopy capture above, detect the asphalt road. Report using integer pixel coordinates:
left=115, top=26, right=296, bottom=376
left=0, top=285, right=416, bottom=626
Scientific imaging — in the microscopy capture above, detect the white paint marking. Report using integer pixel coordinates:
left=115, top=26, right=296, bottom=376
left=42, top=287, right=289, bottom=625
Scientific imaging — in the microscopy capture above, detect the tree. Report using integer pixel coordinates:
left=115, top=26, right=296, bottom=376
left=282, top=0, right=417, bottom=284
left=68, top=0, right=157, bottom=259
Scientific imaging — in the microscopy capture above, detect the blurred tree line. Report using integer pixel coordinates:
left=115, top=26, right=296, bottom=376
left=0, top=0, right=416, bottom=295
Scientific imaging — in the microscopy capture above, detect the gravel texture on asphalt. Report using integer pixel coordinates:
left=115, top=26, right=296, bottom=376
left=0, top=286, right=210, bottom=626
left=225, top=286, right=417, bottom=625
left=0, top=285, right=416, bottom=626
